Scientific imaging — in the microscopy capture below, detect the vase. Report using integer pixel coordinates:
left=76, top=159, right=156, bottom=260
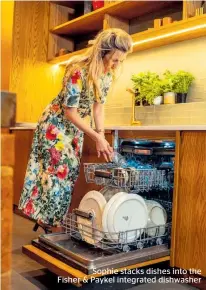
left=92, top=0, right=104, bottom=10
left=176, top=93, right=187, bottom=103
left=164, top=92, right=176, bottom=105
left=153, top=95, right=163, bottom=105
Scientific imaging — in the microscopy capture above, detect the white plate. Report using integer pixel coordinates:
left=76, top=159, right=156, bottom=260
left=145, top=200, right=167, bottom=237
left=77, top=190, right=107, bottom=245
left=108, top=194, right=148, bottom=242
left=102, top=192, right=127, bottom=241
left=103, top=193, right=148, bottom=243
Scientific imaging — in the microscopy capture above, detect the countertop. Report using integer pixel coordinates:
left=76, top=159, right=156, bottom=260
left=10, top=123, right=206, bottom=131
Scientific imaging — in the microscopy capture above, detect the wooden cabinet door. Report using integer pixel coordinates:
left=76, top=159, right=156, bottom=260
left=171, top=132, right=206, bottom=276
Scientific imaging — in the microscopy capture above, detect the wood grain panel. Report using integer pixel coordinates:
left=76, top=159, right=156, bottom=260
left=51, top=1, right=84, bottom=9
left=103, top=14, right=129, bottom=32
left=51, top=1, right=177, bottom=36
left=132, top=15, right=206, bottom=54
left=10, top=1, right=64, bottom=122
left=1, top=1, right=14, bottom=90
left=183, top=0, right=206, bottom=19
left=1, top=167, right=13, bottom=275
left=173, top=132, right=206, bottom=276
left=48, top=3, right=74, bottom=60
left=1, top=133, right=15, bottom=167
left=1, top=132, right=14, bottom=285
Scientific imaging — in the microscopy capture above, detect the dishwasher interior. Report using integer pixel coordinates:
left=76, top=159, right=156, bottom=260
left=31, top=135, right=175, bottom=275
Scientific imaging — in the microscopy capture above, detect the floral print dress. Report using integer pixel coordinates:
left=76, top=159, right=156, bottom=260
left=18, top=67, right=112, bottom=226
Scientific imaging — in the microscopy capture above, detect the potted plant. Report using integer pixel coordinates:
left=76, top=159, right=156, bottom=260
left=162, top=70, right=176, bottom=105
left=144, top=79, right=164, bottom=105
left=131, top=72, right=162, bottom=106
left=172, top=70, right=195, bottom=103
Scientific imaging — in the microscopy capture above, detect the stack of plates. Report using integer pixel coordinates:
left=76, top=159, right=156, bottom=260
left=145, top=200, right=167, bottom=237
left=77, top=190, right=106, bottom=244
left=102, top=192, right=148, bottom=243
left=77, top=191, right=167, bottom=245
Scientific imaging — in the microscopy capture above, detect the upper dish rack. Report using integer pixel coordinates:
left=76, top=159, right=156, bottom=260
left=84, top=163, right=168, bottom=192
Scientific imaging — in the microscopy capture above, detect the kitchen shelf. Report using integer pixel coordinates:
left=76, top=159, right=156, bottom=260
left=48, top=14, right=206, bottom=65
left=48, top=48, right=87, bottom=64
left=132, top=14, right=206, bottom=53
left=50, top=0, right=179, bottom=36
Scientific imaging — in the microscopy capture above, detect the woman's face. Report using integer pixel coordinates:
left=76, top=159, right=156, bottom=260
left=103, top=50, right=127, bottom=71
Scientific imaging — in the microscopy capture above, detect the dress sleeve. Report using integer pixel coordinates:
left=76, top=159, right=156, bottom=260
left=61, top=69, right=83, bottom=108
left=95, top=73, right=113, bottom=104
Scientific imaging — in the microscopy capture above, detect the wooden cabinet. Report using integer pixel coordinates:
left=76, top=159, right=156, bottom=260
left=1, top=131, right=15, bottom=284
left=1, top=1, right=14, bottom=91
left=171, top=131, right=206, bottom=276
left=47, top=0, right=206, bottom=65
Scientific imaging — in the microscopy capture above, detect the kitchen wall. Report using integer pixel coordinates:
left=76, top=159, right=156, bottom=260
left=104, top=36, right=206, bottom=126
left=9, top=1, right=206, bottom=125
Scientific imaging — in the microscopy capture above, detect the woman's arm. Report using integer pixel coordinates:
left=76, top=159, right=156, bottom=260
left=93, top=102, right=105, bottom=137
left=65, top=107, right=113, bottom=161
left=65, top=107, right=99, bottom=142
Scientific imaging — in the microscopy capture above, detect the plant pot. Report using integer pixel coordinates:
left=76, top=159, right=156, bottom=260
left=153, top=96, right=163, bottom=105
left=163, top=92, right=176, bottom=105
left=135, top=100, right=141, bottom=106
left=142, top=99, right=150, bottom=106
left=176, top=93, right=187, bottom=103
left=92, top=0, right=104, bottom=10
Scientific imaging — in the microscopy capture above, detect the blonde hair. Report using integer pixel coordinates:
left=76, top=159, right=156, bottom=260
left=64, top=28, right=133, bottom=100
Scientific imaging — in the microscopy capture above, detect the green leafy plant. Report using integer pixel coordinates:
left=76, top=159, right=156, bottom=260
left=162, top=70, right=175, bottom=93
left=131, top=72, right=163, bottom=105
left=162, top=70, right=195, bottom=94
left=172, top=70, right=195, bottom=93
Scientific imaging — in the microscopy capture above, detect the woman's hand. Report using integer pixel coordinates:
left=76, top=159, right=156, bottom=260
left=95, top=135, right=113, bottom=162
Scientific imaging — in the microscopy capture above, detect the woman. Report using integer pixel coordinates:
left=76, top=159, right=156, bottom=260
left=18, top=28, right=133, bottom=232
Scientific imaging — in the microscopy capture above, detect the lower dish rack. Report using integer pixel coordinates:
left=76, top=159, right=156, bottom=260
left=63, top=199, right=172, bottom=253
left=33, top=199, right=171, bottom=274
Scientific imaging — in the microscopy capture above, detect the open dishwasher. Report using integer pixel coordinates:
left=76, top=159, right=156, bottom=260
left=23, top=131, right=175, bottom=281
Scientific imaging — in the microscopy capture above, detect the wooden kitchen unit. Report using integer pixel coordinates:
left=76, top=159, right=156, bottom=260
left=12, top=126, right=206, bottom=281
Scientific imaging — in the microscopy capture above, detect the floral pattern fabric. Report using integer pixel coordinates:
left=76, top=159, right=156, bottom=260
left=19, top=67, right=112, bottom=226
